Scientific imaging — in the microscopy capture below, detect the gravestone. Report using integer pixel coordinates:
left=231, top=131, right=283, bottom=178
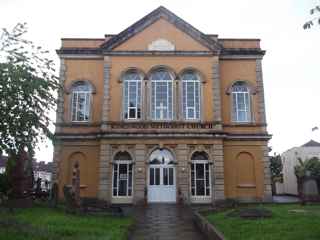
left=303, top=179, right=319, bottom=196
left=300, top=177, right=320, bottom=203
left=49, top=182, right=59, bottom=208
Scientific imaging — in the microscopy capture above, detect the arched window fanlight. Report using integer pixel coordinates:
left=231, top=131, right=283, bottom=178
left=149, top=148, right=175, bottom=165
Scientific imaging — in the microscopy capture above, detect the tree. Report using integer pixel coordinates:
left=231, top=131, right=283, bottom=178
left=303, top=5, right=320, bottom=29
left=0, top=23, right=59, bottom=196
left=269, top=154, right=283, bottom=183
left=294, top=157, right=320, bottom=179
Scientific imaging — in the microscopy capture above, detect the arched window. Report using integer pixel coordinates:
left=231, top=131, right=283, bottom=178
left=231, top=81, right=251, bottom=123
left=112, top=151, right=133, bottom=197
left=123, top=71, right=142, bottom=120
left=190, top=151, right=210, bottom=197
left=181, top=71, right=200, bottom=120
left=71, top=81, right=92, bottom=122
left=150, top=69, right=173, bottom=120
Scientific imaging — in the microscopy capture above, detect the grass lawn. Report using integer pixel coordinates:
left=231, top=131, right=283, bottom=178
left=206, top=204, right=320, bottom=240
left=0, top=205, right=133, bottom=240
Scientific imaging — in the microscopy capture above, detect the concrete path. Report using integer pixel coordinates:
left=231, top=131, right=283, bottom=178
left=129, top=204, right=207, bottom=240
left=273, top=195, right=300, bottom=203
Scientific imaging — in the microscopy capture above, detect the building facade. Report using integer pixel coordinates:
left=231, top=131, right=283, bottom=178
left=53, top=6, right=272, bottom=204
left=282, top=140, right=320, bottom=195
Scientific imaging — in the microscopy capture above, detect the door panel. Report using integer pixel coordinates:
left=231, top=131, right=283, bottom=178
left=148, top=165, right=176, bottom=203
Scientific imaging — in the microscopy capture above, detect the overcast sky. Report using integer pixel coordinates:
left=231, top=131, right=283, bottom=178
left=1, top=0, right=319, bottom=161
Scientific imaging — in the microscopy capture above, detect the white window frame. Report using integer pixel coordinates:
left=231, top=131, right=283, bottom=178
left=232, top=85, right=251, bottom=123
left=182, top=77, right=200, bottom=120
left=123, top=77, right=142, bottom=120
left=151, top=72, right=173, bottom=121
left=112, top=160, right=133, bottom=197
left=190, top=160, right=211, bottom=198
left=71, top=90, right=91, bottom=122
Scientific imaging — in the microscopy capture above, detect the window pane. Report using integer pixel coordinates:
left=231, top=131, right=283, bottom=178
left=118, top=180, right=127, bottom=196
left=129, top=170, right=132, bottom=188
left=205, top=163, right=209, bottom=171
left=196, top=179, right=205, bottom=196
left=72, top=93, right=77, bottom=121
left=113, top=165, right=118, bottom=188
left=163, top=168, right=168, bottom=185
left=118, top=164, right=128, bottom=196
left=150, top=168, right=154, bottom=185
left=169, top=168, right=174, bottom=185
left=129, top=108, right=136, bottom=118
left=155, top=168, right=160, bottom=185
left=206, top=188, right=210, bottom=196
left=196, top=164, right=204, bottom=179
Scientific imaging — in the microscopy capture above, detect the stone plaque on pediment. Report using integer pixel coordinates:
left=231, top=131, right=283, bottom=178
left=148, top=38, right=175, bottom=51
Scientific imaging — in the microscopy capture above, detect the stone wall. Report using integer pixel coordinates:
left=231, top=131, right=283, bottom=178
left=134, top=144, right=147, bottom=204
left=98, top=143, right=112, bottom=201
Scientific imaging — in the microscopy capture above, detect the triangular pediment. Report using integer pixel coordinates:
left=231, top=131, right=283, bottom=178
left=101, top=6, right=221, bottom=52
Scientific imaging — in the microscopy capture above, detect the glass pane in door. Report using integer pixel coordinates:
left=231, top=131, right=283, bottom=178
left=155, top=168, right=160, bottom=185
left=150, top=168, right=154, bottom=185
left=169, top=168, right=174, bottom=185
left=163, top=168, right=168, bottom=185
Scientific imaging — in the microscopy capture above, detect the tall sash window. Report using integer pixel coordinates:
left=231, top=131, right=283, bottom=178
left=71, top=82, right=92, bottom=122
left=231, top=82, right=251, bottom=122
left=150, top=70, right=173, bottom=120
left=123, top=72, right=142, bottom=120
left=182, top=72, right=200, bottom=120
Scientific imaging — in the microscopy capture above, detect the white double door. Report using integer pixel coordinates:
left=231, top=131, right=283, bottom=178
left=148, top=165, right=176, bottom=203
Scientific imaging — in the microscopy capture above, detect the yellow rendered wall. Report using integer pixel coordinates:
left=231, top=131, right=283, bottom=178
left=223, top=141, right=266, bottom=199
left=62, top=59, right=104, bottom=128
left=58, top=143, right=100, bottom=198
left=108, top=56, right=216, bottom=121
left=220, top=59, right=259, bottom=125
left=114, top=18, right=209, bottom=51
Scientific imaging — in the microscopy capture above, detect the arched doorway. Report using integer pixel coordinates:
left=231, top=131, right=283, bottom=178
left=148, top=148, right=176, bottom=203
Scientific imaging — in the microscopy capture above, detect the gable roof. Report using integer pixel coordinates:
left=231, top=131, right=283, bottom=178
left=301, top=140, right=320, bottom=147
left=100, top=6, right=222, bottom=53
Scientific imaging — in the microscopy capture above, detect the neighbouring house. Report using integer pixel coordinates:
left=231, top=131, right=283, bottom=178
left=0, top=154, right=53, bottom=190
left=53, top=6, right=272, bottom=204
left=282, top=140, right=320, bottom=195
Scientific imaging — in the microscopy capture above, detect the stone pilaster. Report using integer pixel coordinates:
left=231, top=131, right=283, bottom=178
left=52, top=142, right=62, bottom=183
left=98, top=143, right=112, bottom=201
left=256, top=59, right=267, bottom=123
left=55, top=58, right=66, bottom=132
left=213, top=142, right=225, bottom=200
left=262, top=145, right=272, bottom=201
left=176, top=144, right=189, bottom=203
left=134, top=144, right=147, bottom=205
left=212, top=60, right=222, bottom=129
left=101, top=57, right=111, bottom=130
